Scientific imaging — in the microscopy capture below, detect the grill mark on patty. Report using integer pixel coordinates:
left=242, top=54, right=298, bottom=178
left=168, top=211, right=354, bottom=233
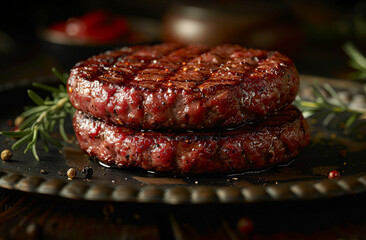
left=114, top=44, right=183, bottom=83
left=170, top=44, right=243, bottom=85
left=135, top=44, right=210, bottom=83
left=75, top=44, right=183, bottom=84
left=103, top=44, right=185, bottom=125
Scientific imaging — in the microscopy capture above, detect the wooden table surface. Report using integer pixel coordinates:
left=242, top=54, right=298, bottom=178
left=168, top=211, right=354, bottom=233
left=1, top=187, right=366, bottom=239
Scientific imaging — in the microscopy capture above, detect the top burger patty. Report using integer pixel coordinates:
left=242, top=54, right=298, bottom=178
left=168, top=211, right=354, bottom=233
left=67, top=43, right=299, bottom=130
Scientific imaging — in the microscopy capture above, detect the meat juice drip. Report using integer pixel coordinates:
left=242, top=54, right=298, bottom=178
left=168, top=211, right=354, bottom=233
left=64, top=147, right=91, bottom=170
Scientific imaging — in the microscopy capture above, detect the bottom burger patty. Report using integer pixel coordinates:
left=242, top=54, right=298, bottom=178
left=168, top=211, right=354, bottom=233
left=73, top=106, right=310, bottom=174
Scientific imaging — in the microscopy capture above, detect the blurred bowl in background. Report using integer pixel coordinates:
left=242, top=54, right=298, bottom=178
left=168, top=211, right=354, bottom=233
left=38, top=10, right=162, bottom=71
left=162, top=2, right=304, bottom=57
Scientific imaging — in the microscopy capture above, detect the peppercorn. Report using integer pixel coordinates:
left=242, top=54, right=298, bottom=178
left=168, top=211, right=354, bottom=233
left=82, top=166, right=93, bottom=179
left=14, top=115, right=25, bottom=127
left=1, top=149, right=12, bottom=161
left=67, top=168, right=77, bottom=179
left=328, top=170, right=340, bottom=180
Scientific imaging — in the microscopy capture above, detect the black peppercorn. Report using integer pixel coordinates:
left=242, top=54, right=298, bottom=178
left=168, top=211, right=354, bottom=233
left=82, top=166, right=93, bottom=179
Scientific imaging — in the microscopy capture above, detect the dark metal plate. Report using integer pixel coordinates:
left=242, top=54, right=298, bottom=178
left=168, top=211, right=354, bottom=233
left=0, top=76, right=366, bottom=204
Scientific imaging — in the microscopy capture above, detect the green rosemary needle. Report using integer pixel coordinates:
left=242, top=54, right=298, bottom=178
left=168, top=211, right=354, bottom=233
left=343, top=42, right=366, bottom=81
left=0, top=68, right=73, bottom=161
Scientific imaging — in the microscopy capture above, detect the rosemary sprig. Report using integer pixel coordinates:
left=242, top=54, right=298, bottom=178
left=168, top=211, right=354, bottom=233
left=294, top=81, right=365, bottom=128
left=294, top=42, right=366, bottom=129
left=0, top=68, right=73, bottom=161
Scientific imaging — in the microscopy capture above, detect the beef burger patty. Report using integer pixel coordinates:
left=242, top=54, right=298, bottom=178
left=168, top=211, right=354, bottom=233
left=68, top=43, right=299, bottom=130
left=73, top=105, right=310, bottom=174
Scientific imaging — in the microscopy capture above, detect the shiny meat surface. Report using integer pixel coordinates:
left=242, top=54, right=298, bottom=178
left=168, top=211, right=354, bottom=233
left=73, top=106, right=310, bottom=174
left=67, top=43, right=299, bottom=130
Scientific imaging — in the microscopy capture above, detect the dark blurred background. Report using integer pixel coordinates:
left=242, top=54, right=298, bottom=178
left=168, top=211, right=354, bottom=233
left=1, top=0, right=366, bottom=83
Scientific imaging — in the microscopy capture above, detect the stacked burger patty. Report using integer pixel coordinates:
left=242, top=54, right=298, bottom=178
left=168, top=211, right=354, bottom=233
left=68, top=43, right=310, bottom=174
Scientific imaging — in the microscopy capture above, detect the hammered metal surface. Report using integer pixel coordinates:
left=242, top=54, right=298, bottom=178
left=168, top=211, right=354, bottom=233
left=0, top=76, right=366, bottom=204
